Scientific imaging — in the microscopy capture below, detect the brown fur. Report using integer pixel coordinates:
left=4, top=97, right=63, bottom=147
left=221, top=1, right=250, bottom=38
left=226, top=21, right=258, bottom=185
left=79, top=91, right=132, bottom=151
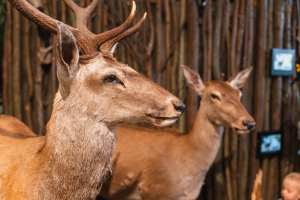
left=0, top=23, right=184, bottom=199
left=100, top=66, right=255, bottom=200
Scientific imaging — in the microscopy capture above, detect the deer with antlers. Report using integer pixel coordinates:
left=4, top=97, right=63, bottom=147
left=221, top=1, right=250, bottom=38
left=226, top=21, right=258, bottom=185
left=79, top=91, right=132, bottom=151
left=0, top=1, right=185, bottom=199
left=99, top=66, right=255, bottom=200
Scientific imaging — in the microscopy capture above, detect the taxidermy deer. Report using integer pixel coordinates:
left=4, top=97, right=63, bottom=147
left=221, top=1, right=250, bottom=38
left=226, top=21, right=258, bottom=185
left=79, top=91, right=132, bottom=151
left=0, top=0, right=185, bottom=199
left=100, top=66, right=255, bottom=200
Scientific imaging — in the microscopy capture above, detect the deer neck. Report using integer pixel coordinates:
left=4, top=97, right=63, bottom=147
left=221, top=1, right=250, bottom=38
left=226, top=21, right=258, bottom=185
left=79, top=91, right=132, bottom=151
left=34, top=94, right=116, bottom=199
left=186, top=102, right=224, bottom=184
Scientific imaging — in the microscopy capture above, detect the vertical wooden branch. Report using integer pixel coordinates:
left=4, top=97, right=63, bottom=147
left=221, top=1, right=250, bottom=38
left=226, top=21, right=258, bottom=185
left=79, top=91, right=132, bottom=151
left=232, top=1, right=243, bottom=200
left=23, top=17, right=33, bottom=130
left=51, top=0, right=57, bottom=94
left=94, top=0, right=102, bottom=34
left=178, top=0, right=186, bottom=132
left=103, top=3, right=108, bottom=32
left=230, top=130, right=238, bottom=200
left=244, top=0, right=255, bottom=74
left=235, top=0, right=246, bottom=72
left=61, top=1, right=66, bottom=23
left=280, top=0, right=293, bottom=190
left=227, top=2, right=239, bottom=198
left=211, top=0, right=223, bottom=79
left=34, top=29, right=44, bottom=136
left=229, top=0, right=239, bottom=77
left=12, top=7, right=22, bottom=120
left=249, top=0, right=267, bottom=199
left=170, top=0, right=179, bottom=95
left=156, top=0, right=164, bottom=86
left=290, top=0, right=298, bottom=173
left=297, top=0, right=300, bottom=57
left=202, top=3, right=208, bottom=82
left=226, top=20, right=237, bottom=195
left=225, top=129, right=233, bottom=200
left=186, top=0, right=199, bottom=131
left=261, top=0, right=273, bottom=199
left=239, top=1, right=254, bottom=199
left=68, top=7, right=76, bottom=28
left=145, top=0, right=155, bottom=80
left=49, top=0, right=57, bottom=128
left=219, top=0, right=229, bottom=74
left=2, top=2, right=12, bottom=115
left=132, top=25, right=139, bottom=71
left=79, top=0, right=85, bottom=7
left=165, top=0, right=171, bottom=91
left=267, top=1, right=284, bottom=199
left=206, top=0, right=212, bottom=82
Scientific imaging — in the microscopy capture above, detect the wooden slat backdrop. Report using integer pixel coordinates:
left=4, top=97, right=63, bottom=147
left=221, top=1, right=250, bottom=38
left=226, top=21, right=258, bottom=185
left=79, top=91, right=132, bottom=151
left=1, top=0, right=300, bottom=199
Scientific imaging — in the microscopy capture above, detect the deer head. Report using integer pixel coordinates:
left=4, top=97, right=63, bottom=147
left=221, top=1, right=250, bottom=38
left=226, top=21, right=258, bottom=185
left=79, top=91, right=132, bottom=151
left=182, top=65, right=255, bottom=134
left=8, top=0, right=185, bottom=127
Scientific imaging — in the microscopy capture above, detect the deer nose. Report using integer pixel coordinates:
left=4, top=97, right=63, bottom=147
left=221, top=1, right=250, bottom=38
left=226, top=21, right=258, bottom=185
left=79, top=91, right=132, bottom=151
left=173, top=101, right=185, bottom=113
left=242, top=120, right=256, bottom=130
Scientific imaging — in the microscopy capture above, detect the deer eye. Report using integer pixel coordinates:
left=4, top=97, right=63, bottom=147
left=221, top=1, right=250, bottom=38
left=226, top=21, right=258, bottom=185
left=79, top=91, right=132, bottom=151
left=211, top=94, right=221, bottom=101
left=104, top=75, right=118, bottom=83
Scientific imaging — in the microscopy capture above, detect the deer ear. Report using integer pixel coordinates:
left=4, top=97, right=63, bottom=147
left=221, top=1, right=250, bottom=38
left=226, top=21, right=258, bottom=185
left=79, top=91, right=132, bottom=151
left=227, top=67, right=253, bottom=89
left=56, top=22, right=79, bottom=99
left=182, top=65, right=204, bottom=91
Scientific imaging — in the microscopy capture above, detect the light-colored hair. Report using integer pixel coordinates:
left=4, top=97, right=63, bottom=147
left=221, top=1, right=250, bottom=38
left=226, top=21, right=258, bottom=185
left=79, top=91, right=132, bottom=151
left=284, top=172, right=300, bottom=191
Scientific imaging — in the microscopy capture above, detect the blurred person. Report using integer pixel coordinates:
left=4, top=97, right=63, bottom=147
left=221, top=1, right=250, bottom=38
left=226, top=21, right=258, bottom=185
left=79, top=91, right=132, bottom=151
left=280, top=173, right=300, bottom=200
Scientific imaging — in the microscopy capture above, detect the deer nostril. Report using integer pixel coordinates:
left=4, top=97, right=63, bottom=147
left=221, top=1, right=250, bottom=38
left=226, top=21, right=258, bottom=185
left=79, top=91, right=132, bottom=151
left=173, top=102, right=185, bottom=113
left=242, top=120, right=256, bottom=130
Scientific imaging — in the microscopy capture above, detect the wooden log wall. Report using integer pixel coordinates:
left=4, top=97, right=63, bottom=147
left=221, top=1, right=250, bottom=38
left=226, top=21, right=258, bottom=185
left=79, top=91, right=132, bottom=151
left=1, top=0, right=300, bottom=199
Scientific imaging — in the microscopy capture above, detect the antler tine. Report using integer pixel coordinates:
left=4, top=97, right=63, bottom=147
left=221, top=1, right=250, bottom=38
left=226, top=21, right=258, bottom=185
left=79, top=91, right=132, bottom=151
left=7, top=0, right=58, bottom=34
left=85, top=0, right=99, bottom=17
left=62, top=0, right=80, bottom=14
left=63, top=0, right=99, bottom=35
left=94, top=1, right=137, bottom=49
left=101, top=13, right=147, bottom=52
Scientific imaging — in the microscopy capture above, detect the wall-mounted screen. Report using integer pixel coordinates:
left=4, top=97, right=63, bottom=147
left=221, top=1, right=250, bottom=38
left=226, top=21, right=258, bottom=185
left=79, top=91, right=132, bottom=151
left=257, top=130, right=282, bottom=158
left=271, top=48, right=295, bottom=76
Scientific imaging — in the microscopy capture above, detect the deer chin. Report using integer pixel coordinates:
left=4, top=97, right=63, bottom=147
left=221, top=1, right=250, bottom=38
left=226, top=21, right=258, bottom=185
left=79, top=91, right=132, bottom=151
left=234, top=128, right=250, bottom=134
left=145, top=114, right=179, bottom=127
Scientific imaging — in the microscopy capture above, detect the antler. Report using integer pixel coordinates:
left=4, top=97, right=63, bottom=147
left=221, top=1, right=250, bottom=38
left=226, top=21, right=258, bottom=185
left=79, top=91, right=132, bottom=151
left=63, top=0, right=99, bottom=35
left=8, top=0, right=58, bottom=34
left=93, top=2, right=137, bottom=48
left=7, top=0, right=146, bottom=59
left=101, top=13, right=147, bottom=52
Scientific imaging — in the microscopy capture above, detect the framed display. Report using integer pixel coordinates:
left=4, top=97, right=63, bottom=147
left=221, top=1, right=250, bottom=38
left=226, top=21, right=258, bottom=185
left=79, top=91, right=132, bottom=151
left=271, top=48, right=295, bottom=76
left=256, top=130, right=282, bottom=159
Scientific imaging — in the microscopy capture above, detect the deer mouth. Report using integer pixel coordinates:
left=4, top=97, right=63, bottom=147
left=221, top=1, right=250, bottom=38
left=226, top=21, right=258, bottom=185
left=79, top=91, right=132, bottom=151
left=145, top=114, right=179, bottom=127
left=145, top=114, right=179, bottom=120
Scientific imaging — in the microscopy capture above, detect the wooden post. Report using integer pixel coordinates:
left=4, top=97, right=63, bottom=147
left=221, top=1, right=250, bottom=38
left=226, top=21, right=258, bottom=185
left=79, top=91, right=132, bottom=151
left=12, top=7, right=22, bottom=120
left=248, top=0, right=267, bottom=199
left=186, top=0, right=199, bottom=132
